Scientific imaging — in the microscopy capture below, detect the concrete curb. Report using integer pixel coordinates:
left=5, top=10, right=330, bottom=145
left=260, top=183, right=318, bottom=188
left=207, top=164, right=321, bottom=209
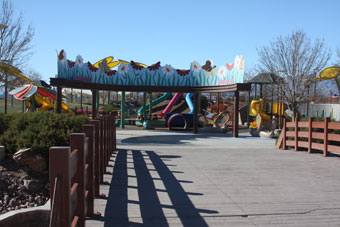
left=0, top=200, right=50, bottom=227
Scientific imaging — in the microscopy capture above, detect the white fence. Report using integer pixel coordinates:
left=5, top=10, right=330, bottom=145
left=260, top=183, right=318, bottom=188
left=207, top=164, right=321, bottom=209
left=298, top=103, right=340, bottom=121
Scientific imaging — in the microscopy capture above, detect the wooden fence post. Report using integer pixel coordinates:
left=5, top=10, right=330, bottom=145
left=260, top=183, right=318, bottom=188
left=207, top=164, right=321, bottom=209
left=295, top=116, right=299, bottom=151
left=82, top=124, right=95, bottom=216
left=113, top=115, right=116, bottom=151
left=70, top=133, right=86, bottom=227
left=49, top=147, right=71, bottom=227
left=283, top=118, right=287, bottom=150
left=308, top=117, right=313, bottom=153
left=89, top=120, right=100, bottom=196
left=105, top=116, right=109, bottom=166
left=324, top=117, right=330, bottom=157
left=98, top=117, right=105, bottom=183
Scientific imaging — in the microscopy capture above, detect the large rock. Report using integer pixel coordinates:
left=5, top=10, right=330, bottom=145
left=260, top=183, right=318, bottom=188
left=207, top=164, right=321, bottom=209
left=259, top=130, right=274, bottom=138
left=0, top=174, right=8, bottom=191
left=24, top=179, right=44, bottom=192
left=0, top=146, right=5, bottom=161
left=13, top=149, right=46, bottom=172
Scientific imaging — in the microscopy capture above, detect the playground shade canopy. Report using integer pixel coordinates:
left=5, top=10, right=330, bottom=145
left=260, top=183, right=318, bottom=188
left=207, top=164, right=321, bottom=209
left=248, top=73, right=283, bottom=84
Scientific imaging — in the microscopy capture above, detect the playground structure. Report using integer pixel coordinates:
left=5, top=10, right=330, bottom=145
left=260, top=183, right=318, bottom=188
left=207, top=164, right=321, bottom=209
left=9, top=83, right=73, bottom=114
left=0, top=61, right=73, bottom=114
left=52, top=50, right=250, bottom=137
left=248, top=73, right=284, bottom=137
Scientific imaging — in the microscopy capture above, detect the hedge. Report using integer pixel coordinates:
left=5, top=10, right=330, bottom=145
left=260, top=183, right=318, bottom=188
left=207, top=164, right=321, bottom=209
left=0, top=112, right=89, bottom=161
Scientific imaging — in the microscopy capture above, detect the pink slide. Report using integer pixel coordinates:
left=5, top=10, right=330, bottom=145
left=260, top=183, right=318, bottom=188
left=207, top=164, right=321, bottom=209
left=160, top=93, right=183, bottom=117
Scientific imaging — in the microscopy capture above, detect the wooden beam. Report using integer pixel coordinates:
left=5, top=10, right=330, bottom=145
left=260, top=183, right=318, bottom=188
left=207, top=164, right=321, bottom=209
left=50, top=78, right=251, bottom=93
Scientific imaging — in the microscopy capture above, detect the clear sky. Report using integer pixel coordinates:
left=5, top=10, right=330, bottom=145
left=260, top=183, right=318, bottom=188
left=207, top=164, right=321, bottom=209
left=12, top=0, right=340, bottom=83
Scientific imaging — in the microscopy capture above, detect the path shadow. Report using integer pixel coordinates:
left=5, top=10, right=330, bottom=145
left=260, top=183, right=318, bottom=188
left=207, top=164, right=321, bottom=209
left=103, top=149, right=217, bottom=227
left=121, top=132, right=232, bottom=145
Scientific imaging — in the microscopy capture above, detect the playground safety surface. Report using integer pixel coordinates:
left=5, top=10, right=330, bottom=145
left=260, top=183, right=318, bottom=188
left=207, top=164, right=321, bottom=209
left=87, top=128, right=340, bottom=226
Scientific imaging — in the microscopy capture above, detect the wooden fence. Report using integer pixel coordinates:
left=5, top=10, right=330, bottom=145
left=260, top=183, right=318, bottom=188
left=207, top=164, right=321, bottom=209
left=276, top=117, right=340, bottom=156
left=49, top=115, right=116, bottom=227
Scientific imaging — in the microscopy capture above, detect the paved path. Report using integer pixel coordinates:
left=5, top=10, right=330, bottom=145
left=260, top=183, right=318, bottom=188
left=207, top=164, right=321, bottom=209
left=87, top=129, right=340, bottom=227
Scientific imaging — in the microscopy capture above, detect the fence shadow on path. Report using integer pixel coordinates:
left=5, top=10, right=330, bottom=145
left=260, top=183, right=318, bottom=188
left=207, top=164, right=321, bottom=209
left=102, top=149, right=217, bottom=227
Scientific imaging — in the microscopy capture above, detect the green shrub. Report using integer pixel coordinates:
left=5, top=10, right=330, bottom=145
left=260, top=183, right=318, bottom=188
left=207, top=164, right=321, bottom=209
left=0, top=112, right=89, bottom=161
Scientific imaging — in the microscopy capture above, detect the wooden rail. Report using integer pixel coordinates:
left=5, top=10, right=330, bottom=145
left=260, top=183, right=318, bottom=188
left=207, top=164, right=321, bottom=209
left=276, top=117, right=340, bottom=157
left=49, top=115, right=116, bottom=227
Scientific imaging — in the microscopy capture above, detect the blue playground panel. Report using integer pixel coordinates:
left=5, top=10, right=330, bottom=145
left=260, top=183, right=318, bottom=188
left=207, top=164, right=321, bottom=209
left=165, top=113, right=193, bottom=128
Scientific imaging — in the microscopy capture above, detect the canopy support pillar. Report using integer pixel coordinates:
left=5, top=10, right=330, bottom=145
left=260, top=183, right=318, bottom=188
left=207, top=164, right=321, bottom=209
left=233, top=91, right=239, bottom=137
left=91, top=89, right=97, bottom=119
left=193, top=92, right=199, bottom=134
left=56, top=86, right=62, bottom=114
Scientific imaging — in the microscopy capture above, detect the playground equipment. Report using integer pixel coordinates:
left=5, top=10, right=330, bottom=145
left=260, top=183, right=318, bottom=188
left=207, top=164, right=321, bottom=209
left=55, top=50, right=250, bottom=137
left=9, top=83, right=73, bottom=114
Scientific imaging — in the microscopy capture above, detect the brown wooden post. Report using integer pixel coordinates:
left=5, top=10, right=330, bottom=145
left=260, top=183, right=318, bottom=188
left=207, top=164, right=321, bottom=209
left=113, top=115, right=116, bottom=151
left=70, top=133, right=86, bottom=227
left=295, top=116, right=298, bottom=151
left=98, top=117, right=104, bottom=183
left=283, top=118, right=287, bottom=150
left=89, top=120, right=100, bottom=196
left=49, top=147, right=71, bottom=227
left=308, top=117, right=313, bottom=153
left=82, top=125, right=95, bottom=216
left=92, top=90, right=97, bottom=119
left=323, top=117, right=330, bottom=157
left=105, top=115, right=110, bottom=165
left=56, top=87, right=62, bottom=114
left=193, top=92, right=199, bottom=134
left=233, top=91, right=239, bottom=137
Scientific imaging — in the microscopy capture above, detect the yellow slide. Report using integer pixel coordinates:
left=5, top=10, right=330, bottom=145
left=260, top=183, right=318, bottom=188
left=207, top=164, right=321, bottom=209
left=249, top=99, right=270, bottom=130
left=34, top=95, right=73, bottom=114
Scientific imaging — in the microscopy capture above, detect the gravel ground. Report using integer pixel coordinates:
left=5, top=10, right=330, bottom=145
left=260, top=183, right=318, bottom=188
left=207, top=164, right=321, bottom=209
left=0, top=156, right=49, bottom=215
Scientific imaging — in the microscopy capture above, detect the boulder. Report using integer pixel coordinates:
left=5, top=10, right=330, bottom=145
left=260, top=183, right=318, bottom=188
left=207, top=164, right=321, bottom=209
left=13, top=149, right=46, bottom=172
left=24, top=179, right=44, bottom=192
left=274, top=129, right=282, bottom=137
left=259, top=130, right=274, bottom=138
left=249, top=128, right=260, bottom=137
left=0, top=174, right=8, bottom=191
left=0, top=146, right=5, bottom=161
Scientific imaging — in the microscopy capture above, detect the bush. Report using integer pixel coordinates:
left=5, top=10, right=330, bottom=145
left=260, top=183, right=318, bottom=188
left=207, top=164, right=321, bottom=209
left=0, top=112, right=89, bottom=161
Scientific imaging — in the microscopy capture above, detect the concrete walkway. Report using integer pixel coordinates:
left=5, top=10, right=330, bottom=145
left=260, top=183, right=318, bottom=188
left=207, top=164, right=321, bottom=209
left=87, top=129, right=340, bottom=226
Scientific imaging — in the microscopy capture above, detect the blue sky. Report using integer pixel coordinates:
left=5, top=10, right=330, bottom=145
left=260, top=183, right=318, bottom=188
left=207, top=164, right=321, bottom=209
left=12, top=0, right=340, bottom=83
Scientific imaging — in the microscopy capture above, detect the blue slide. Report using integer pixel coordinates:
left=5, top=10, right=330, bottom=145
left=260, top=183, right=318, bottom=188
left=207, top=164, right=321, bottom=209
left=185, top=93, right=194, bottom=114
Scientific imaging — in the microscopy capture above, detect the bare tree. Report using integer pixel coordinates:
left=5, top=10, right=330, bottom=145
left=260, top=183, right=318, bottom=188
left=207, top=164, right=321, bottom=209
left=257, top=30, right=331, bottom=117
left=24, top=68, right=42, bottom=82
left=0, top=0, right=34, bottom=113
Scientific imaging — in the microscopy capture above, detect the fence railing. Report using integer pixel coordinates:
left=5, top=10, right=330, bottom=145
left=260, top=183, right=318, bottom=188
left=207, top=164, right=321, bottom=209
left=276, top=117, right=340, bottom=157
left=49, top=115, right=116, bottom=227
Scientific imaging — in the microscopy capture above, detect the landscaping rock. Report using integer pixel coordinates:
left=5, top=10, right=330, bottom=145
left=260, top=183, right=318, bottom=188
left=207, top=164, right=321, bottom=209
left=24, top=179, right=44, bottom=192
left=274, top=129, right=282, bottom=137
left=0, top=146, right=5, bottom=161
left=249, top=128, right=260, bottom=137
left=13, top=148, right=46, bottom=172
left=259, top=130, right=274, bottom=138
left=0, top=174, right=8, bottom=191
